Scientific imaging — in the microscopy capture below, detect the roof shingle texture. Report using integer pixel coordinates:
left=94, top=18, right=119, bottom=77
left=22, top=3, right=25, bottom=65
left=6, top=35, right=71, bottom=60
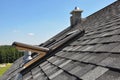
left=1, top=1, right=120, bottom=80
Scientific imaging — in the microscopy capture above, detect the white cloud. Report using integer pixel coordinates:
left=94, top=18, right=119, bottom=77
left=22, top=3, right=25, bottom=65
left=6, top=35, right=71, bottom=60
left=28, top=33, right=35, bottom=36
left=13, top=30, right=20, bottom=33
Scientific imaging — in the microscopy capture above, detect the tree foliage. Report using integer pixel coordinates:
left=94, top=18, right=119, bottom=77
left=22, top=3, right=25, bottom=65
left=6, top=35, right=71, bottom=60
left=0, top=45, right=23, bottom=63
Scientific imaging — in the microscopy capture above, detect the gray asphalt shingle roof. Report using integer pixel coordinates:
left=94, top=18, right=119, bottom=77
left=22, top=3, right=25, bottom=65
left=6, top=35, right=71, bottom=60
left=1, top=0, right=120, bottom=80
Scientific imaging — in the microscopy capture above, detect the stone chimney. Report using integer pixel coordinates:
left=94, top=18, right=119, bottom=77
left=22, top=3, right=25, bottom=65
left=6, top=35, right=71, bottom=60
left=70, top=7, right=83, bottom=26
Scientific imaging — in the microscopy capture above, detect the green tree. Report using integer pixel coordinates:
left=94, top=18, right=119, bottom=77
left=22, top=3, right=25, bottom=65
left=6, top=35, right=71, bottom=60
left=0, top=45, right=24, bottom=63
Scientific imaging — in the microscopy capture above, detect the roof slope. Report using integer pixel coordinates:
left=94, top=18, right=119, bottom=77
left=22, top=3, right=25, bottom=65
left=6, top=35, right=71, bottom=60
left=1, top=0, right=120, bottom=80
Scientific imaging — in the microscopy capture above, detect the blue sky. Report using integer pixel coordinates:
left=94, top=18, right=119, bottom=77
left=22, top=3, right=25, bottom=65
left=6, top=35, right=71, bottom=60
left=0, top=0, right=116, bottom=45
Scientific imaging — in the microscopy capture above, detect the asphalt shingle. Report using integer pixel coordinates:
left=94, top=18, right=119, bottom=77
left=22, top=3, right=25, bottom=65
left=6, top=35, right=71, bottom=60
left=1, top=1, right=120, bottom=80
left=81, top=66, right=109, bottom=80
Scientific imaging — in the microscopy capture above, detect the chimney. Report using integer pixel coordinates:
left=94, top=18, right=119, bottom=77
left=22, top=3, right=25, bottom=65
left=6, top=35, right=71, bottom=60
left=70, top=7, right=83, bottom=26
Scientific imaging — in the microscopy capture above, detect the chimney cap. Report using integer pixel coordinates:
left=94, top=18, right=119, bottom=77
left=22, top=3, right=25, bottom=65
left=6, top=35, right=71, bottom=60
left=70, top=7, right=83, bottom=14
left=75, top=7, right=80, bottom=10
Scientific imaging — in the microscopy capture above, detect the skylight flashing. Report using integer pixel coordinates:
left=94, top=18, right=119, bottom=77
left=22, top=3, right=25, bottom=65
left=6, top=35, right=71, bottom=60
left=67, top=30, right=79, bottom=35
left=49, top=29, right=83, bottom=50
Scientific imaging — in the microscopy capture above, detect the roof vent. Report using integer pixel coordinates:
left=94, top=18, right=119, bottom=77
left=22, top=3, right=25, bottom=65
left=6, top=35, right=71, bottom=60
left=23, top=51, right=33, bottom=63
left=70, top=7, right=83, bottom=26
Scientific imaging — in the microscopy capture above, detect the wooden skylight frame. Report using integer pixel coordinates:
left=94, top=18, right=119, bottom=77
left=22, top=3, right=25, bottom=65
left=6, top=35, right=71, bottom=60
left=12, top=29, right=83, bottom=69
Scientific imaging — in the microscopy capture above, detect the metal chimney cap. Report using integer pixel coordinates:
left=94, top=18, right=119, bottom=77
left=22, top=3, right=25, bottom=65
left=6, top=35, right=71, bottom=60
left=75, top=7, right=80, bottom=10
left=70, top=7, right=83, bottom=14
